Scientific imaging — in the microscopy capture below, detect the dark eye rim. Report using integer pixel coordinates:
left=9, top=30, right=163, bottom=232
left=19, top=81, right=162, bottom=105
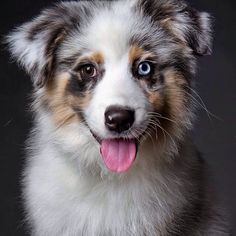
left=70, top=61, right=99, bottom=80
left=79, top=63, right=98, bottom=79
left=138, top=62, right=152, bottom=75
left=133, top=60, right=155, bottom=78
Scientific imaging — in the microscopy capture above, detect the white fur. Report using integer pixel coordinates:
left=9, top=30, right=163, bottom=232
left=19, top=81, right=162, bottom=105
left=7, top=20, right=49, bottom=77
left=85, top=54, right=149, bottom=140
left=26, top=115, right=227, bottom=235
left=25, top=114, right=188, bottom=236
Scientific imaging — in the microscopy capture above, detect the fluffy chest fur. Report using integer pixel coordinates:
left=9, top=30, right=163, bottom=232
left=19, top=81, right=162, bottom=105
left=26, top=125, right=198, bottom=236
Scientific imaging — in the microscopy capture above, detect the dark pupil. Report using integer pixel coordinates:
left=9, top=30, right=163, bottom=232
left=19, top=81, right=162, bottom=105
left=85, top=66, right=94, bottom=75
left=141, top=64, right=148, bottom=72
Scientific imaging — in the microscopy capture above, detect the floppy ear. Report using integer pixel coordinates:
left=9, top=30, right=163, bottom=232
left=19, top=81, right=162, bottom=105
left=167, top=7, right=213, bottom=56
left=139, top=0, right=213, bottom=56
left=7, top=4, right=77, bottom=88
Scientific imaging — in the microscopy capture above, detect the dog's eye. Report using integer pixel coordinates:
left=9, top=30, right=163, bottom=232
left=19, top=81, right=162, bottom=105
left=80, top=64, right=98, bottom=79
left=137, top=62, right=153, bottom=76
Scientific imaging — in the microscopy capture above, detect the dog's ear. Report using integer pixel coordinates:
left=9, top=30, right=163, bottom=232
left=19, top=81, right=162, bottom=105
left=139, top=0, right=213, bottom=56
left=7, top=4, right=76, bottom=88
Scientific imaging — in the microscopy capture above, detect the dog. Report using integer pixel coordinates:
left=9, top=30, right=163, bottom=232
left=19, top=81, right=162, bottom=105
left=8, top=0, right=229, bottom=235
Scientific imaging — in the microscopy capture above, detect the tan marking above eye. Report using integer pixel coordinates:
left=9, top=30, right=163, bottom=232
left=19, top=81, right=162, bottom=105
left=129, top=46, right=155, bottom=64
left=72, top=52, right=104, bottom=75
left=129, top=46, right=144, bottom=63
left=87, top=52, right=104, bottom=65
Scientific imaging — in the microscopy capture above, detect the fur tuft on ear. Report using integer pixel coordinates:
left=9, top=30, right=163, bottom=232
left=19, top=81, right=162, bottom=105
left=193, top=11, right=213, bottom=56
left=7, top=2, right=84, bottom=88
left=8, top=27, right=67, bottom=88
left=138, top=0, right=213, bottom=56
left=171, top=8, right=213, bottom=56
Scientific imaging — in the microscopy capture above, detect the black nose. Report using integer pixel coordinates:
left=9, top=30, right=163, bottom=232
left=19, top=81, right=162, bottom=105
left=105, top=106, right=135, bottom=133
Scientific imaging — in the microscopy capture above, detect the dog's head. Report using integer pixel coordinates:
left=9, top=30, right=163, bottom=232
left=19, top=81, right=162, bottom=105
left=8, top=0, right=212, bottom=173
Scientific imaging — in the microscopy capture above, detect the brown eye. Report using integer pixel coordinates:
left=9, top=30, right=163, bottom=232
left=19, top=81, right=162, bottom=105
left=80, top=64, right=98, bottom=79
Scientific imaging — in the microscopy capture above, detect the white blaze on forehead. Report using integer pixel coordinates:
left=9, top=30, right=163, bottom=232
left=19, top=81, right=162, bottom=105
left=84, top=51, right=149, bottom=138
left=83, top=4, right=135, bottom=61
left=63, top=2, right=151, bottom=138
left=61, top=2, right=156, bottom=63
left=79, top=4, right=152, bottom=139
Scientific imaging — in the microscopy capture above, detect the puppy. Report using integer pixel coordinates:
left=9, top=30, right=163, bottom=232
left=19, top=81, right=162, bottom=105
left=8, top=0, right=229, bottom=235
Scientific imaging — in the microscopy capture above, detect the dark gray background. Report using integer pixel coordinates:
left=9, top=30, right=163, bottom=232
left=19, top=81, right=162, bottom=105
left=0, top=0, right=235, bottom=235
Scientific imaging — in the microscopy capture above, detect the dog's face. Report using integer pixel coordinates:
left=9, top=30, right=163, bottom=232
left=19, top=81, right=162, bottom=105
left=8, top=0, right=212, bottom=173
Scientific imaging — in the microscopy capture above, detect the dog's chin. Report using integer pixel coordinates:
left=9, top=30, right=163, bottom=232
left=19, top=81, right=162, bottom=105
left=89, top=130, right=140, bottom=173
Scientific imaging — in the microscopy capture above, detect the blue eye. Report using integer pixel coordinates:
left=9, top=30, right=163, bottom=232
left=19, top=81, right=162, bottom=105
left=138, top=62, right=152, bottom=76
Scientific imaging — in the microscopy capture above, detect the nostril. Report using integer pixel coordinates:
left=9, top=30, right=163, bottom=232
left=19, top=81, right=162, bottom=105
left=105, top=106, right=135, bottom=133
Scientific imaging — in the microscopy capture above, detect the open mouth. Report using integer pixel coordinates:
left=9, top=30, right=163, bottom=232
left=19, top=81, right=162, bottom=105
left=91, top=132, right=138, bottom=173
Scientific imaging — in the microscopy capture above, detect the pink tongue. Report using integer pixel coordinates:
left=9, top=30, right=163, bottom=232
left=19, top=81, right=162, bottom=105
left=100, top=139, right=137, bottom=173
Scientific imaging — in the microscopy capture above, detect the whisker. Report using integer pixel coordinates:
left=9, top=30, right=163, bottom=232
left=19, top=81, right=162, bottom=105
left=183, top=88, right=222, bottom=121
left=148, top=117, right=177, bottom=151
left=147, top=112, right=177, bottom=125
left=148, top=120, right=167, bottom=147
